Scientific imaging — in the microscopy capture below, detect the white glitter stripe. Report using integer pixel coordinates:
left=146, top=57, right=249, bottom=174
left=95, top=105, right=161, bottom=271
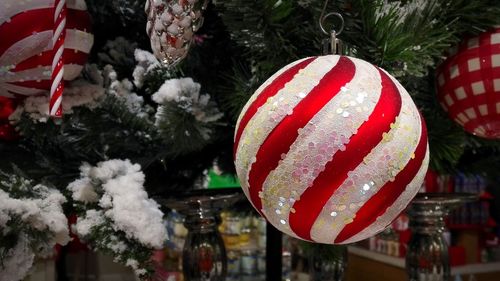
left=235, top=57, right=311, bottom=138
left=0, top=64, right=84, bottom=84
left=0, top=30, right=93, bottom=66
left=0, top=32, right=51, bottom=66
left=309, top=71, right=422, bottom=243
left=340, top=147, right=429, bottom=244
left=0, top=83, right=45, bottom=96
left=0, top=85, right=15, bottom=98
left=0, top=0, right=53, bottom=25
left=260, top=57, right=382, bottom=236
left=235, top=56, right=340, bottom=202
left=0, top=66, right=50, bottom=83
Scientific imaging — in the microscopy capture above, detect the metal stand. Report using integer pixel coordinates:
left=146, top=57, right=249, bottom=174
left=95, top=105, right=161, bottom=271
left=406, top=193, right=477, bottom=281
left=162, top=193, right=241, bottom=281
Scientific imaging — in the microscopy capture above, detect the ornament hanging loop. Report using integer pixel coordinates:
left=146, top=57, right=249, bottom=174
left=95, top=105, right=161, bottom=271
left=319, top=0, right=346, bottom=55
left=319, top=12, right=344, bottom=36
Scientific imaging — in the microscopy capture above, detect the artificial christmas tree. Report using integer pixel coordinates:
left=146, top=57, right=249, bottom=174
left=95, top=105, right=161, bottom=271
left=1, top=0, right=499, bottom=280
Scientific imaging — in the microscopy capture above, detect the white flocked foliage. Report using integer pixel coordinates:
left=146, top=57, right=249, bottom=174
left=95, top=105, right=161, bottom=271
left=0, top=177, right=69, bottom=281
left=69, top=159, right=168, bottom=248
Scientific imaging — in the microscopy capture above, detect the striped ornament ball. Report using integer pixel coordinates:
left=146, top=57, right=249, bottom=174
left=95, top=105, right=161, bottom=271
left=0, top=0, right=93, bottom=98
left=436, top=28, right=500, bottom=139
left=234, top=55, right=429, bottom=244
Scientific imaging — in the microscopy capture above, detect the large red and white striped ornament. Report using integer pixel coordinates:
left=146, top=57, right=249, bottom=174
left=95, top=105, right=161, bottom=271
left=0, top=0, right=93, bottom=99
left=436, top=28, right=500, bottom=139
left=234, top=55, right=429, bottom=244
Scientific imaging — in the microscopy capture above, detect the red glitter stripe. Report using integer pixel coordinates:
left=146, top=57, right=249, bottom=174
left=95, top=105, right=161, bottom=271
left=289, top=68, right=402, bottom=241
left=334, top=114, right=428, bottom=243
left=233, top=58, right=315, bottom=158
left=247, top=56, right=355, bottom=217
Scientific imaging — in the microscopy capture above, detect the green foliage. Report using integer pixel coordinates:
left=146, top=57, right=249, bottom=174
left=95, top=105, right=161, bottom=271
left=142, top=67, right=179, bottom=96
left=217, top=0, right=500, bottom=175
left=339, top=0, right=500, bottom=77
left=155, top=104, right=213, bottom=155
left=212, top=0, right=325, bottom=121
left=1, top=0, right=497, bottom=194
left=217, top=61, right=258, bottom=122
left=14, top=95, right=159, bottom=187
left=85, top=0, right=150, bottom=53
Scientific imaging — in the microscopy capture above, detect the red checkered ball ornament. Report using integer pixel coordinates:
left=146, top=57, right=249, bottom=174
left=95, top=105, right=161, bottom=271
left=234, top=55, right=429, bottom=244
left=436, top=28, right=500, bottom=139
left=0, top=0, right=93, bottom=98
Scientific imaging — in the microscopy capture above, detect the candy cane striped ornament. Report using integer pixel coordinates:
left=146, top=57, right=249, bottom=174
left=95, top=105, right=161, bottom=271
left=0, top=0, right=93, bottom=99
left=50, top=0, right=66, bottom=117
left=234, top=55, right=429, bottom=244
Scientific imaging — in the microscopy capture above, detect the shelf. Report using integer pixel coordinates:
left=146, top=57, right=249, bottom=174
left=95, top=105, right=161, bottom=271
left=448, top=224, right=491, bottom=230
left=347, top=246, right=405, bottom=268
left=452, top=262, right=500, bottom=275
left=347, top=246, right=500, bottom=276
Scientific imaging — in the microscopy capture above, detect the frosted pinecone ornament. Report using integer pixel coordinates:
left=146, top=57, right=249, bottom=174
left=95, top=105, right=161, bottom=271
left=145, top=0, right=207, bottom=67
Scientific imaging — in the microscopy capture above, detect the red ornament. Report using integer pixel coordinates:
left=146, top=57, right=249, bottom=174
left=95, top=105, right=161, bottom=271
left=0, top=96, right=15, bottom=120
left=0, top=96, right=17, bottom=141
left=436, top=27, right=500, bottom=139
left=234, top=55, right=429, bottom=244
left=0, top=0, right=93, bottom=99
left=0, top=123, right=17, bottom=141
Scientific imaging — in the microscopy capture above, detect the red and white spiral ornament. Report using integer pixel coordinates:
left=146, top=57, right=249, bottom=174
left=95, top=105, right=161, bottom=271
left=0, top=0, right=93, bottom=108
left=234, top=55, right=429, bottom=244
left=50, top=0, right=66, bottom=117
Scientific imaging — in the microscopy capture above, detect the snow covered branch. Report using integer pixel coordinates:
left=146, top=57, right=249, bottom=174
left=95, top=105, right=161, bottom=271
left=68, top=159, right=168, bottom=278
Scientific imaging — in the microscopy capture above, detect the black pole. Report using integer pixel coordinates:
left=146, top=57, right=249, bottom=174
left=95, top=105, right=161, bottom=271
left=56, top=245, right=68, bottom=281
left=266, top=222, right=282, bottom=281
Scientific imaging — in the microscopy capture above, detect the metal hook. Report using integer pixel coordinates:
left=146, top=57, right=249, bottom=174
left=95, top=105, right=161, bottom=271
left=320, top=12, right=344, bottom=36
left=319, top=0, right=344, bottom=35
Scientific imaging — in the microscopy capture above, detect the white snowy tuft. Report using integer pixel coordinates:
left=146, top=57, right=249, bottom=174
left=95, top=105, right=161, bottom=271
left=133, top=49, right=161, bottom=88
left=73, top=209, right=105, bottom=237
left=9, top=79, right=105, bottom=123
left=69, top=159, right=168, bottom=249
left=152, top=78, right=200, bottom=104
left=103, top=65, right=150, bottom=118
left=375, top=0, right=428, bottom=24
left=152, top=78, right=224, bottom=124
left=67, top=170, right=99, bottom=204
left=0, top=187, right=69, bottom=245
left=126, top=258, right=148, bottom=277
